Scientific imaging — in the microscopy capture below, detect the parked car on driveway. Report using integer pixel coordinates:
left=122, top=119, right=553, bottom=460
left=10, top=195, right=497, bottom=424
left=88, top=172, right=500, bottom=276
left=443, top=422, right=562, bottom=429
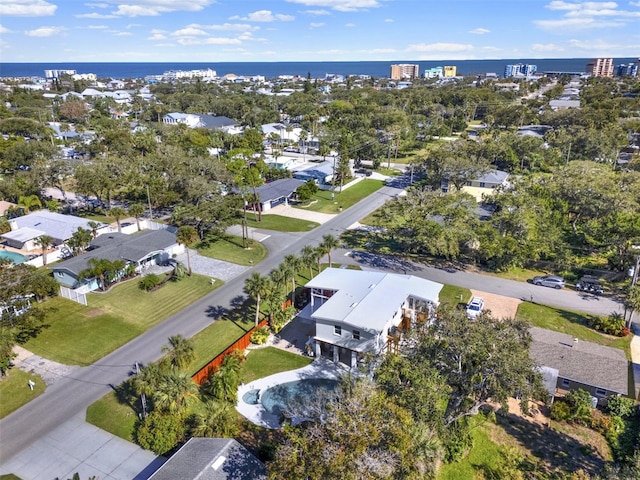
left=466, top=296, right=485, bottom=319
left=533, top=275, right=565, bottom=289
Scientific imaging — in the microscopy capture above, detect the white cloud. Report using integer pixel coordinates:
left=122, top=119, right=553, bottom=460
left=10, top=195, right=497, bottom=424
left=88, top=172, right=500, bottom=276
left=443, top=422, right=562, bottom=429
left=110, top=30, right=133, bottom=36
left=177, top=36, right=242, bottom=45
left=536, top=1, right=639, bottom=31
left=126, top=23, right=142, bottom=29
left=304, top=9, right=330, bottom=15
left=185, top=23, right=259, bottom=32
left=0, top=25, right=13, bottom=33
left=84, top=2, right=108, bottom=7
left=406, top=42, right=474, bottom=53
left=86, top=0, right=214, bottom=17
left=469, top=27, right=490, bottom=34
left=286, top=0, right=380, bottom=12
left=384, top=18, right=393, bottom=22
left=231, top=10, right=295, bottom=22
left=75, top=12, right=117, bottom=18
left=24, top=26, right=66, bottom=37
left=344, top=22, right=355, bottom=27
left=310, top=22, right=325, bottom=28
left=0, top=0, right=56, bottom=16
left=172, top=26, right=209, bottom=36
left=531, top=43, right=565, bottom=51
left=630, top=0, right=640, bottom=5
left=147, top=29, right=166, bottom=40
left=113, top=5, right=161, bottom=16
left=87, top=25, right=108, bottom=29
left=534, top=17, right=623, bottom=28
left=546, top=1, right=617, bottom=11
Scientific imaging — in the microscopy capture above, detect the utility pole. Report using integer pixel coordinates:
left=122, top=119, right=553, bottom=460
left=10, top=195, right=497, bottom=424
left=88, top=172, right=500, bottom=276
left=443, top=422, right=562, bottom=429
left=146, top=185, right=153, bottom=220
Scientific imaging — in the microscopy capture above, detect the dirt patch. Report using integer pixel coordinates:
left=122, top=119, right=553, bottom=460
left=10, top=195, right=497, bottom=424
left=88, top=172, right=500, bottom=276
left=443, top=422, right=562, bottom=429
left=470, top=290, right=521, bottom=320
left=86, top=308, right=105, bottom=317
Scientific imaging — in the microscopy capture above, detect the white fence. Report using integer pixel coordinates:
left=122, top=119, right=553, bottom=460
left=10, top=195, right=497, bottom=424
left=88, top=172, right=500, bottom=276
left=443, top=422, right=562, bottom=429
left=59, top=285, right=88, bottom=306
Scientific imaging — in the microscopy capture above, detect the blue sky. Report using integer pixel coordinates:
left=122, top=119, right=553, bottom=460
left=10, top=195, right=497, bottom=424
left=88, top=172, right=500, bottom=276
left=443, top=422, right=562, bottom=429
left=1, top=0, right=639, bottom=62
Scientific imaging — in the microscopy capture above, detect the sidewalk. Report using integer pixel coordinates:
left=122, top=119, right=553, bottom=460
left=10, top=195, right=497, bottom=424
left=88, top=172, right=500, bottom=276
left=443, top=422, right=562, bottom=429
left=13, top=345, right=79, bottom=386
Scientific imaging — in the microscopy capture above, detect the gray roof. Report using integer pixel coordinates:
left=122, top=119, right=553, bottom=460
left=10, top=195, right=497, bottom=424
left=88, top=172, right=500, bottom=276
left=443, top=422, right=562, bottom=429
left=10, top=211, right=105, bottom=243
left=475, top=169, right=509, bottom=185
left=199, top=115, right=237, bottom=129
left=51, top=230, right=177, bottom=276
left=305, top=268, right=442, bottom=333
left=293, top=161, right=334, bottom=182
left=149, top=438, right=266, bottom=480
left=255, top=178, right=305, bottom=203
left=1, top=227, right=46, bottom=243
left=529, top=327, right=629, bottom=395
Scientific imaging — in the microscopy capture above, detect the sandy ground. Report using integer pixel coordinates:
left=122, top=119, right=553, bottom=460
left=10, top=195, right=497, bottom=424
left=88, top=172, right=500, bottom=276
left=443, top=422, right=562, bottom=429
left=470, top=290, right=522, bottom=320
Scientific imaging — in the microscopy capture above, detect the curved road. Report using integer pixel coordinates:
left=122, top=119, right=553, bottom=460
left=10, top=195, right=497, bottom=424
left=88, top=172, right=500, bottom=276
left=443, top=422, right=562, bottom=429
left=0, top=176, right=624, bottom=464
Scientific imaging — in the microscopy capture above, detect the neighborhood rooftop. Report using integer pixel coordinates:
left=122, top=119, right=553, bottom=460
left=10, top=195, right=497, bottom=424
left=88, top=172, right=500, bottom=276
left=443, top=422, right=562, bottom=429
left=529, top=326, right=629, bottom=395
left=9, top=210, right=104, bottom=243
left=304, top=268, right=443, bottom=333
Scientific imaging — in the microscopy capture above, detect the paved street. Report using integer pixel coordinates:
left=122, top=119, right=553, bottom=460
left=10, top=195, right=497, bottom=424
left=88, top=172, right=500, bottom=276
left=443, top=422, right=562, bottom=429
left=1, top=173, right=634, bottom=476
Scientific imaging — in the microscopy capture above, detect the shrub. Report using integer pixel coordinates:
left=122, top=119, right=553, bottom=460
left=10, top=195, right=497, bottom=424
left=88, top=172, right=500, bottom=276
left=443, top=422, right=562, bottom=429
left=606, top=396, right=637, bottom=418
left=135, top=411, right=185, bottom=455
left=250, top=327, right=269, bottom=345
left=565, top=389, right=594, bottom=425
left=590, top=312, right=628, bottom=337
left=550, top=400, right=571, bottom=422
left=138, top=274, right=161, bottom=291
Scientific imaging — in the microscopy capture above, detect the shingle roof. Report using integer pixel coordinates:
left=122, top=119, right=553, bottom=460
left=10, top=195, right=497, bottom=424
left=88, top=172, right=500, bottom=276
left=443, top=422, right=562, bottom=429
left=51, top=230, right=177, bottom=276
left=149, top=438, right=267, bottom=480
left=475, top=169, right=509, bottom=185
left=255, top=178, right=305, bottom=203
left=529, top=327, right=628, bottom=395
left=199, top=115, right=237, bottom=129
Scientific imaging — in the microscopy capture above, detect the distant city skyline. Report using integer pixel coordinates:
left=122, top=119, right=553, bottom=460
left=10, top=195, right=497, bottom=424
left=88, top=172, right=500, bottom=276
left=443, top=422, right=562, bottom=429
left=1, top=0, right=639, bottom=63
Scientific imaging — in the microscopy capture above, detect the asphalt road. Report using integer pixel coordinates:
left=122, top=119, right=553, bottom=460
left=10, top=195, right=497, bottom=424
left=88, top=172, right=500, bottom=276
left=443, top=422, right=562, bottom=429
left=0, top=175, right=624, bottom=464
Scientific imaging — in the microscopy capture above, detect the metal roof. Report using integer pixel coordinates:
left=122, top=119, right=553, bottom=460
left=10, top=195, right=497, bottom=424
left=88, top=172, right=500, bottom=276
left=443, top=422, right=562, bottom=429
left=305, top=268, right=442, bottom=332
left=11, top=211, right=104, bottom=243
left=529, top=327, right=629, bottom=395
left=1, top=227, right=45, bottom=243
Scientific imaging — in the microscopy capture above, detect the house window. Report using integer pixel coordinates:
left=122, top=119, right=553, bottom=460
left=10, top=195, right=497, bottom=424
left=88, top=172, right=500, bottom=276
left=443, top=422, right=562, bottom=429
left=334, top=325, right=341, bottom=336
left=561, top=378, right=570, bottom=388
left=595, top=388, right=607, bottom=398
left=352, top=330, right=360, bottom=340
left=465, top=181, right=471, bottom=186
left=479, top=182, right=486, bottom=188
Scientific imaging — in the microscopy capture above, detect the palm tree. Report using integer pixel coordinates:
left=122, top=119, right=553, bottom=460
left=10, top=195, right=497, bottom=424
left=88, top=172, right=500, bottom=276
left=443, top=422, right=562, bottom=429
left=300, top=245, right=317, bottom=280
left=87, top=221, right=101, bottom=239
left=18, top=194, right=42, bottom=213
left=128, top=203, right=145, bottom=231
left=190, top=400, right=239, bottom=438
left=152, top=370, right=198, bottom=414
left=319, top=234, right=340, bottom=268
left=176, top=225, right=199, bottom=275
left=203, top=353, right=242, bottom=403
left=134, top=362, right=165, bottom=398
left=244, top=272, right=270, bottom=326
left=161, top=335, right=195, bottom=370
left=33, top=235, right=53, bottom=266
left=314, top=246, right=324, bottom=274
left=109, top=206, right=127, bottom=233
left=79, top=257, right=112, bottom=291
left=282, top=254, right=300, bottom=305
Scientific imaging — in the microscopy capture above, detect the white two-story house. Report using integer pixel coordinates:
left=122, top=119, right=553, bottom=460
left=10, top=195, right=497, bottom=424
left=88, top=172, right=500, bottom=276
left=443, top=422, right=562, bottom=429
left=302, top=268, right=443, bottom=367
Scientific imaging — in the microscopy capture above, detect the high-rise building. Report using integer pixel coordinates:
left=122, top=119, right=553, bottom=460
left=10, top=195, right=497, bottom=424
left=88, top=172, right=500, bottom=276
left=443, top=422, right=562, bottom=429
left=390, top=64, right=419, bottom=80
left=504, top=63, right=537, bottom=78
left=586, top=58, right=614, bottom=77
left=443, top=66, right=457, bottom=77
left=615, top=61, right=639, bottom=77
left=424, top=67, right=443, bottom=79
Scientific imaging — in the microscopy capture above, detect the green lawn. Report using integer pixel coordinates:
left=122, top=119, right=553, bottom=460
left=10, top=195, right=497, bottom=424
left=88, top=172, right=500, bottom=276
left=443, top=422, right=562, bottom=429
left=196, top=234, right=268, bottom=266
left=86, top=390, right=137, bottom=442
left=241, top=347, right=312, bottom=383
left=516, top=302, right=632, bottom=357
left=439, top=285, right=472, bottom=308
left=0, top=369, right=45, bottom=419
left=247, top=214, right=319, bottom=232
left=24, top=274, right=216, bottom=366
left=295, top=179, right=385, bottom=214
left=438, top=422, right=503, bottom=480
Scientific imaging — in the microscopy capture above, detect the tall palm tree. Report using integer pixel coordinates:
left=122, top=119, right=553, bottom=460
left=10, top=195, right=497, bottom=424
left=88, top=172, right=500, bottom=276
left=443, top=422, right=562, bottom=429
left=161, top=335, right=195, bottom=370
left=176, top=225, right=199, bottom=275
left=87, top=221, right=101, bottom=239
left=79, top=257, right=112, bottom=291
left=152, top=370, right=198, bottom=414
left=134, top=362, right=165, bottom=398
left=203, top=353, right=242, bottom=403
left=190, top=400, right=240, bottom=438
left=319, top=234, right=340, bottom=268
left=33, top=235, right=53, bottom=266
left=18, top=194, right=42, bottom=213
left=244, top=272, right=270, bottom=326
left=109, top=206, right=127, bottom=233
left=282, top=254, right=300, bottom=305
left=300, top=245, right=317, bottom=280
left=128, top=203, right=145, bottom=231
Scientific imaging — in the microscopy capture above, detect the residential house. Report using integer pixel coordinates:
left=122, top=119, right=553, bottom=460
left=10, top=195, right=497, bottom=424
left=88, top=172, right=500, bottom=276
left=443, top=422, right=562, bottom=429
left=293, top=161, right=335, bottom=186
left=0, top=211, right=108, bottom=252
left=250, top=178, right=305, bottom=212
left=50, top=230, right=182, bottom=291
left=302, top=268, right=442, bottom=367
left=529, top=327, right=629, bottom=404
left=148, top=437, right=266, bottom=480
left=162, top=113, right=238, bottom=133
left=261, top=123, right=301, bottom=145
left=440, top=169, right=510, bottom=201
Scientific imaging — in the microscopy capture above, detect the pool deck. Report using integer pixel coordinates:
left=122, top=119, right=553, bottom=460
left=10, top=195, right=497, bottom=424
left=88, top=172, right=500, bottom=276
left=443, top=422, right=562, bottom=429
left=236, top=358, right=349, bottom=429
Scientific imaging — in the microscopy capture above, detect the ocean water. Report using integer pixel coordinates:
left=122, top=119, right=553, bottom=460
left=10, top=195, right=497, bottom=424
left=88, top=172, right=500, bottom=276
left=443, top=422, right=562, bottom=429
left=0, top=58, right=637, bottom=80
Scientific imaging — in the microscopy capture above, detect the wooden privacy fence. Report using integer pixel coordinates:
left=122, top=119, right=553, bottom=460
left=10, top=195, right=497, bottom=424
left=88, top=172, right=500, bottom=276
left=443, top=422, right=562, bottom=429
left=192, top=319, right=268, bottom=385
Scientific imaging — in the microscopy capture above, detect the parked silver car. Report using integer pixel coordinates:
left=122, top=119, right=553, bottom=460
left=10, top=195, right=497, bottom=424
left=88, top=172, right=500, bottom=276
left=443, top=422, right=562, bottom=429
left=532, top=275, right=565, bottom=289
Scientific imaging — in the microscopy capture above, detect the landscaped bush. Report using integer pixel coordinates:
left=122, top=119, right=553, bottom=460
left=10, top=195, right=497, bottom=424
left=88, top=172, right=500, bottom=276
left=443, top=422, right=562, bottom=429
left=589, top=312, right=628, bottom=337
left=250, top=327, right=269, bottom=345
left=550, top=400, right=571, bottom=422
left=606, top=396, right=637, bottom=418
left=135, top=411, right=186, bottom=455
left=138, top=274, right=161, bottom=291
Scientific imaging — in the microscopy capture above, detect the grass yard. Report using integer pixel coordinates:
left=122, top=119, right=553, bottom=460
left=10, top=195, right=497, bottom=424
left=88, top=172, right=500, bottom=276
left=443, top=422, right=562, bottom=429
left=241, top=347, right=312, bottom=384
left=439, top=284, right=472, bottom=308
left=295, top=179, right=385, bottom=214
left=247, top=214, right=319, bottom=232
left=197, top=234, right=268, bottom=266
left=24, top=274, right=216, bottom=366
left=86, top=390, right=137, bottom=442
left=516, top=302, right=632, bottom=357
left=0, top=369, right=45, bottom=419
